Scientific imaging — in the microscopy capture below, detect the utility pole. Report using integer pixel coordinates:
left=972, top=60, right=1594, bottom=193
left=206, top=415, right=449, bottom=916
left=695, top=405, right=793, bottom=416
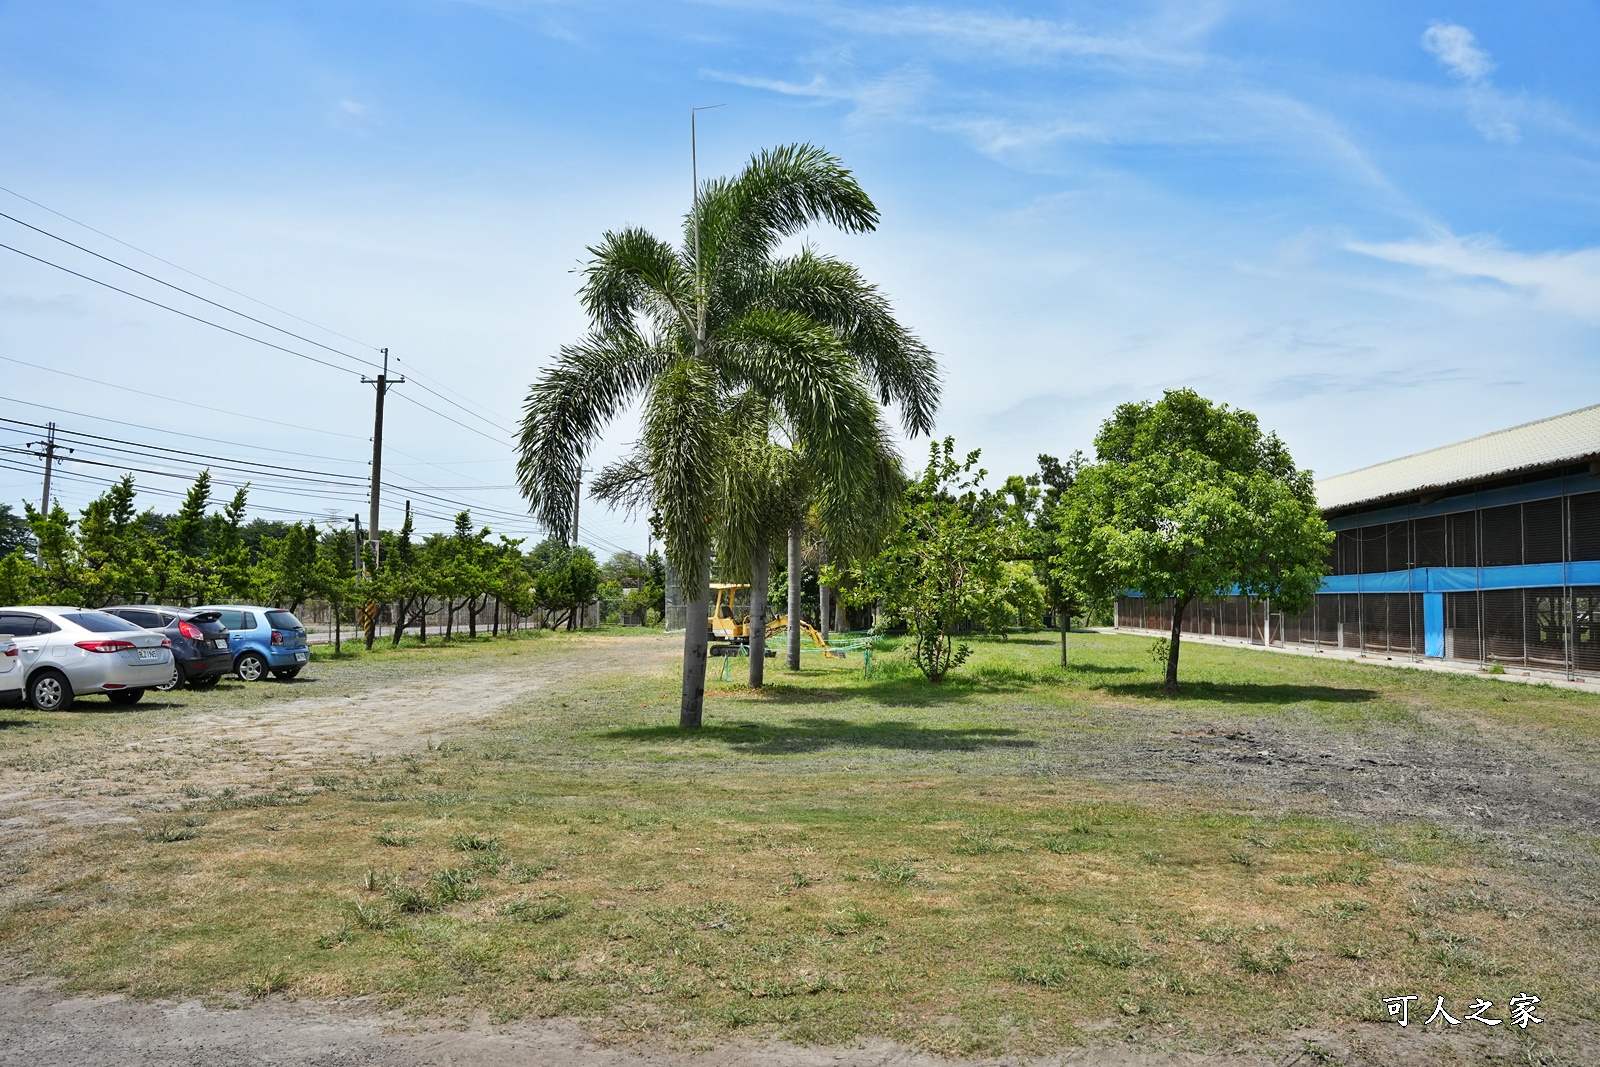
left=572, top=475, right=581, bottom=549
left=351, top=514, right=363, bottom=573
left=26, top=422, right=72, bottom=561
left=27, top=422, right=70, bottom=514
left=361, top=348, right=403, bottom=569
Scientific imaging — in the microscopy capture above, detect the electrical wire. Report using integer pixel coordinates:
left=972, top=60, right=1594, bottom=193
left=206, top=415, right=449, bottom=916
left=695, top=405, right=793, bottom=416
left=0, top=355, right=367, bottom=440
left=0, top=241, right=370, bottom=377
left=0, top=210, right=381, bottom=373
left=0, top=182, right=380, bottom=352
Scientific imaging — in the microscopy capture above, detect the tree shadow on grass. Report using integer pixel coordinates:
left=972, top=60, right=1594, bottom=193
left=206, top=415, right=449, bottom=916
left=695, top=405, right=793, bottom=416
left=603, top=716, right=1035, bottom=755
left=0, top=718, right=37, bottom=730
left=1096, top=681, right=1379, bottom=705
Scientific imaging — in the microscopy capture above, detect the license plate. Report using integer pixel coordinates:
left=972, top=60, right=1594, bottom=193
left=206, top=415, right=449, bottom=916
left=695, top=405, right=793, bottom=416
left=212, top=639, right=228, bottom=649
left=294, top=651, right=308, bottom=662
left=137, top=649, right=159, bottom=661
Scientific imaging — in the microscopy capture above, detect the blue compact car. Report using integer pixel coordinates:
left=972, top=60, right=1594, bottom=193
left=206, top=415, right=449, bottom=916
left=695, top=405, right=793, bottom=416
left=195, top=605, right=311, bottom=681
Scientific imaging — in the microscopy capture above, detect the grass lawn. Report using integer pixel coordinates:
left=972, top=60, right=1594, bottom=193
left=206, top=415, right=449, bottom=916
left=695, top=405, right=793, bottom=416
left=0, top=629, right=1594, bottom=1063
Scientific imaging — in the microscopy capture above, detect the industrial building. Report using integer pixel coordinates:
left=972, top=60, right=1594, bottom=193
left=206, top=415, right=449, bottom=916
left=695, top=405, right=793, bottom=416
left=1114, top=403, right=1600, bottom=678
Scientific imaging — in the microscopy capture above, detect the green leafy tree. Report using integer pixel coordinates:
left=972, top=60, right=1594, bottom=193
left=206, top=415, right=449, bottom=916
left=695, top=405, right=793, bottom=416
left=77, top=476, right=152, bottom=606
left=837, top=438, right=1021, bottom=682
left=0, top=503, right=33, bottom=558
left=1057, top=389, right=1331, bottom=693
left=519, top=144, right=937, bottom=729
left=257, top=522, right=320, bottom=612
left=0, top=548, right=34, bottom=604
left=527, top=538, right=600, bottom=630
left=24, top=500, right=85, bottom=605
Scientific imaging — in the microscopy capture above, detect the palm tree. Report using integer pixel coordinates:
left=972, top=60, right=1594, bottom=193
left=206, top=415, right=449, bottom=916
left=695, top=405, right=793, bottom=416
left=519, top=144, right=938, bottom=728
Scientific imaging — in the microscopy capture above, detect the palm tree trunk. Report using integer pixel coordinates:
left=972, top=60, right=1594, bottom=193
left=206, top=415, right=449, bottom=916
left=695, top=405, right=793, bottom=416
left=786, top=523, right=802, bottom=670
left=749, top=541, right=769, bottom=688
left=818, top=538, right=830, bottom=646
left=680, top=547, right=711, bottom=729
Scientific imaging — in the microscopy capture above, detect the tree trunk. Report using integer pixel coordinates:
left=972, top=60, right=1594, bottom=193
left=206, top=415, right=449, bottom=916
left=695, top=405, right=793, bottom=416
left=1059, top=603, right=1069, bottom=668
left=680, top=546, right=711, bottom=729
left=1165, top=593, right=1190, bottom=694
left=786, top=523, right=802, bottom=670
left=818, top=539, right=830, bottom=646
left=333, top=600, right=341, bottom=654
left=748, top=541, right=769, bottom=688
left=418, top=598, right=428, bottom=643
left=492, top=599, right=500, bottom=637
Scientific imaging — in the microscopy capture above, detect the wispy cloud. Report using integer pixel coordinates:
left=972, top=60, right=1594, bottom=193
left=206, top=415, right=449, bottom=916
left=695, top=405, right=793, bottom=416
left=703, top=67, right=933, bottom=124
left=1420, top=21, right=1518, bottom=143
left=1421, top=22, right=1494, bottom=82
left=1349, top=231, right=1600, bottom=319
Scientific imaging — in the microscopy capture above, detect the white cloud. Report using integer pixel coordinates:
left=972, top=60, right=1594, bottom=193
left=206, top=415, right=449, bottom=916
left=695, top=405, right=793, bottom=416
left=1421, top=22, right=1495, bottom=82
left=1420, top=22, right=1519, bottom=143
left=1349, top=232, right=1600, bottom=320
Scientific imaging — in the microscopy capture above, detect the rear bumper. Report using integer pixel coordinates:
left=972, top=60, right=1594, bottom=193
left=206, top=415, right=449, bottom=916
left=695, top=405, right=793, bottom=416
left=180, top=650, right=235, bottom=678
left=61, top=653, right=174, bottom=692
left=265, top=646, right=310, bottom=668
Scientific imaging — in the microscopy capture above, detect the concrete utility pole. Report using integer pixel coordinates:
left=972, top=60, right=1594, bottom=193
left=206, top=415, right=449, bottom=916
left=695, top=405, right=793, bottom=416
left=361, top=348, right=403, bottom=567
left=26, top=422, right=72, bottom=561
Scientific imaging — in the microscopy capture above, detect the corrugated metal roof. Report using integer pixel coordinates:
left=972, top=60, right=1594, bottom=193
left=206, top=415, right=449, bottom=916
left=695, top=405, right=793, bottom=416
left=1315, top=403, right=1600, bottom=512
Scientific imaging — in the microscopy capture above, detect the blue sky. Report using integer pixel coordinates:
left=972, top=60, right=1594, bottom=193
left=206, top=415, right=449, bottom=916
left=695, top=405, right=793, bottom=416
left=2, top=1, right=1598, bottom=552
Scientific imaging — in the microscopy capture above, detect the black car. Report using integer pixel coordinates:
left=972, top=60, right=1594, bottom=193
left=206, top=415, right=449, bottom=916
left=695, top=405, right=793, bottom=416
left=101, top=606, right=233, bottom=691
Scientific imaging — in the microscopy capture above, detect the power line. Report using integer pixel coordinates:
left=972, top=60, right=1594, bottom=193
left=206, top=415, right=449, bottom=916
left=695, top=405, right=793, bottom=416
left=0, top=210, right=382, bottom=373
left=390, top=390, right=506, bottom=445
left=0, top=393, right=368, bottom=466
left=0, top=182, right=380, bottom=352
left=0, top=240, right=365, bottom=376
left=0, top=355, right=367, bottom=441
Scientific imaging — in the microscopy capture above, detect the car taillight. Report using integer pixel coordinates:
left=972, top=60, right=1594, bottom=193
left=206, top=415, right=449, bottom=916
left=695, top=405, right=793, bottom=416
left=271, top=630, right=284, bottom=645
left=76, top=640, right=136, bottom=653
left=178, top=621, right=204, bottom=640
left=161, top=637, right=172, bottom=648
left=1, top=647, right=15, bottom=657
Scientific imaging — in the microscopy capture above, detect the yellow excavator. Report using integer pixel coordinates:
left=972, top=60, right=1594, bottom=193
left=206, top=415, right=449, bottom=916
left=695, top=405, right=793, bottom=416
left=709, top=583, right=841, bottom=657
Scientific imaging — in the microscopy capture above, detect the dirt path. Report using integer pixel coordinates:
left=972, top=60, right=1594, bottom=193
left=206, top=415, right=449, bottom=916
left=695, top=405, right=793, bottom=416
left=0, top=635, right=680, bottom=857
left=2, top=980, right=1517, bottom=1067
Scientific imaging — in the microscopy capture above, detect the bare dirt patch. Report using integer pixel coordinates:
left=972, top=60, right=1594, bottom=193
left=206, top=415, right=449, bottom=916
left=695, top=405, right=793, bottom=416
left=0, top=634, right=681, bottom=858
left=0, top=981, right=1556, bottom=1067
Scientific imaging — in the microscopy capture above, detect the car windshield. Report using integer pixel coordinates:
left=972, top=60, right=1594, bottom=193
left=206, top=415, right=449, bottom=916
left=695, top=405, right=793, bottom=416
left=266, top=611, right=303, bottom=630
left=62, top=611, right=142, bottom=633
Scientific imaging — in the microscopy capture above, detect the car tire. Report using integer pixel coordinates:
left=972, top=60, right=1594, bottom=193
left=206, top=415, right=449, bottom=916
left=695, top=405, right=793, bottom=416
left=107, top=688, right=145, bottom=706
left=272, top=667, right=302, bottom=680
left=154, top=664, right=186, bottom=693
left=235, top=652, right=268, bottom=682
left=28, top=670, right=73, bottom=712
left=189, top=674, right=221, bottom=690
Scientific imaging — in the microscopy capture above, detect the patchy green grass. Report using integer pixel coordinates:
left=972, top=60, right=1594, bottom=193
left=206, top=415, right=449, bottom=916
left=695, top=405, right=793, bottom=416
left=0, top=627, right=1596, bottom=1061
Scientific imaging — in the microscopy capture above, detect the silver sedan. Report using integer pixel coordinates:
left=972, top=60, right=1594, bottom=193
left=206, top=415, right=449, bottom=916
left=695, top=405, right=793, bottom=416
left=0, top=606, right=173, bottom=711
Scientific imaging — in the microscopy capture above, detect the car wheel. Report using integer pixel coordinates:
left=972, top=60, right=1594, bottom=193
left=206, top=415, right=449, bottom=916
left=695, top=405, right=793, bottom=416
left=188, top=674, right=221, bottom=690
left=107, top=688, right=145, bottom=706
left=28, top=670, right=72, bottom=712
left=235, top=652, right=268, bottom=682
left=272, top=667, right=302, bottom=680
left=154, top=664, right=186, bottom=693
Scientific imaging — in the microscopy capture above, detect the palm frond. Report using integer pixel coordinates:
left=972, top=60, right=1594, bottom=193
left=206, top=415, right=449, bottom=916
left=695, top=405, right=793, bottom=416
left=590, top=451, right=654, bottom=517
left=516, top=330, right=673, bottom=538
left=640, top=359, right=727, bottom=587
left=762, top=250, right=941, bottom=436
left=580, top=227, right=695, bottom=336
left=719, top=308, right=885, bottom=502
